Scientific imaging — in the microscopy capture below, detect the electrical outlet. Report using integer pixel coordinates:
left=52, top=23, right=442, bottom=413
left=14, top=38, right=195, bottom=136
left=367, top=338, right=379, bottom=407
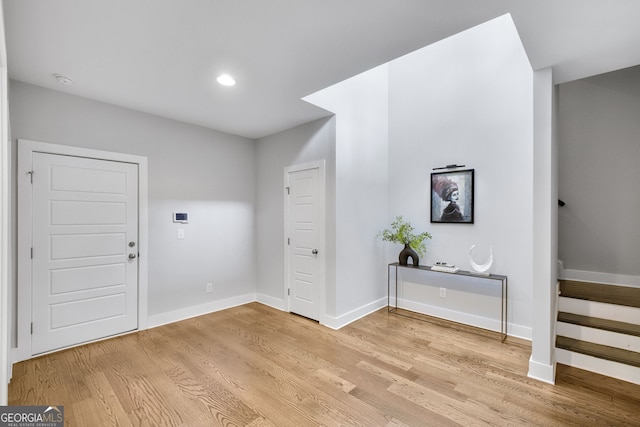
left=177, top=228, right=185, bottom=239
left=439, top=287, right=446, bottom=298
left=206, top=283, right=213, bottom=293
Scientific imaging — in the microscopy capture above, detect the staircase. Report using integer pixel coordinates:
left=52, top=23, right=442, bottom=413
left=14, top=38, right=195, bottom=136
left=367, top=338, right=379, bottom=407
left=555, top=280, right=640, bottom=385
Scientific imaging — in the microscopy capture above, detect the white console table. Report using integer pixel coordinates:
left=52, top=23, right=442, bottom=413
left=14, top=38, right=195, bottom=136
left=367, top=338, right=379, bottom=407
left=387, top=263, right=508, bottom=342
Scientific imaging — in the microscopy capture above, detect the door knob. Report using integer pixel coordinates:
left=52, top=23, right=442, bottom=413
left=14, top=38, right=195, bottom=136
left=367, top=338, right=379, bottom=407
left=312, top=249, right=318, bottom=255
left=128, top=253, right=137, bottom=260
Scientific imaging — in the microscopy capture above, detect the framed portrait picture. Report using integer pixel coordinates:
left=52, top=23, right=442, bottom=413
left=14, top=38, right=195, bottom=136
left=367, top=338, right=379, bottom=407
left=431, top=169, right=474, bottom=224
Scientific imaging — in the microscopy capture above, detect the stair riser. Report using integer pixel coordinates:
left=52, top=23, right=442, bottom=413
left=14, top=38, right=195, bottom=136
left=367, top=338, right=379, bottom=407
left=558, top=297, right=640, bottom=324
left=555, top=348, right=640, bottom=386
left=557, top=322, right=640, bottom=352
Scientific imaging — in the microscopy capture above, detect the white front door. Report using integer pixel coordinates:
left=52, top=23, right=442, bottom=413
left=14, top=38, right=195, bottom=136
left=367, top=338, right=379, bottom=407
left=31, top=152, right=139, bottom=355
left=286, top=166, right=322, bottom=321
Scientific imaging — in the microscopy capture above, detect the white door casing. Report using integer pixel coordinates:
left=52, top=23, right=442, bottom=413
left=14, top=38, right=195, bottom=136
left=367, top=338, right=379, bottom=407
left=18, top=140, right=148, bottom=360
left=31, top=153, right=139, bottom=355
left=284, top=161, right=325, bottom=322
left=0, top=14, right=9, bottom=404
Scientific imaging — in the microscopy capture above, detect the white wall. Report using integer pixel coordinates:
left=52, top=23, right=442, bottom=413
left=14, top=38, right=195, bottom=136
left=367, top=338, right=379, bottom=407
left=529, top=67, right=558, bottom=384
left=304, top=65, right=390, bottom=323
left=255, top=117, right=336, bottom=312
left=387, top=15, right=534, bottom=338
left=558, top=66, right=640, bottom=283
left=8, top=81, right=257, bottom=329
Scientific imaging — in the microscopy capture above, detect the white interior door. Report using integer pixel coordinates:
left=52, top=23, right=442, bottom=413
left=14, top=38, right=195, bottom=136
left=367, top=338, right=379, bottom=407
left=286, top=166, right=321, bottom=320
left=31, top=152, right=139, bottom=355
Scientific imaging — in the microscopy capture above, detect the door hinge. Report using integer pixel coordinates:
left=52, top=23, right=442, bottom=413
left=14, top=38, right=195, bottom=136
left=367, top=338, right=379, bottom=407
left=285, top=186, right=290, bottom=195
left=31, top=323, right=33, bottom=334
left=287, top=238, right=290, bottom=245
left=31, top=247, right=33, bottom=259
left=287, top=289, right=290, bottom=296
left=27, top=170, right=34, bottom=184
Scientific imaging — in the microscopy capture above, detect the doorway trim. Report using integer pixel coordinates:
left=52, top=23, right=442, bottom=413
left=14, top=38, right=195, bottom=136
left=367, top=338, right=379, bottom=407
left=284, top=160, right=326, bottom=325
left=0, top=13, right=9, bottom=403
left=17, top=139, right=148, bottom=361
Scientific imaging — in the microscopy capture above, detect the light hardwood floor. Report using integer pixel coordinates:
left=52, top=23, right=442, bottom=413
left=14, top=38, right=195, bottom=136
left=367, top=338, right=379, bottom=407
left=9, top=303, right=640, bottom=426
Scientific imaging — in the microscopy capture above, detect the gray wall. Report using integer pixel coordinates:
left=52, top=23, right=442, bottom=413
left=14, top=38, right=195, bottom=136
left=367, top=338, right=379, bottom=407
left=558, top=65, right=640, bottom=278
left=255, top=116, right=336, bottom=311
left=9, top=81, right=257, bottom=322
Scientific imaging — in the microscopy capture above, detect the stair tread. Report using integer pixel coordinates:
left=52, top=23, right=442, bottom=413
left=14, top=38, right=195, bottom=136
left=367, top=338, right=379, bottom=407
left=559, top=280, right=640, bottom=308
left=558, top=312, right=640, bottom=337
left=556, top=336, right=640, bottom=368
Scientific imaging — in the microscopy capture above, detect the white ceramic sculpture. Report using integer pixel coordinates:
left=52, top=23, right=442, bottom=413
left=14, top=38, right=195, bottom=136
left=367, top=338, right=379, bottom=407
left=469, top=244, right=493, bottom=276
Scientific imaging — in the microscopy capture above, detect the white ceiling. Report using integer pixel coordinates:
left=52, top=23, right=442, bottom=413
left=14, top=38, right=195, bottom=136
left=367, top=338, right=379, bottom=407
left=4, top=0, right=640, bottom=139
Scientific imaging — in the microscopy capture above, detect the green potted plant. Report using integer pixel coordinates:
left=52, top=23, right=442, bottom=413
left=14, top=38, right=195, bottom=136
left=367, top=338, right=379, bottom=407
left=378, top=216, right=432, bottom=266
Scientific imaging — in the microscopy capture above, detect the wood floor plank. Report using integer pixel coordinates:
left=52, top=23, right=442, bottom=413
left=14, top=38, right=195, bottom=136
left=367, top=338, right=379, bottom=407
left=202, top=319, right=389, bottom=426
left=9, top=303, right=640, bottom=426
left=178, top=318, right=377, bottom=426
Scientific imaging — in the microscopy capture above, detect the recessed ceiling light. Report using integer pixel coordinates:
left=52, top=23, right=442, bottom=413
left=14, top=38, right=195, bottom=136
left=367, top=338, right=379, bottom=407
left=216, top=74, right=236, bottom=86
left=53, top=74, right=73, bottom=85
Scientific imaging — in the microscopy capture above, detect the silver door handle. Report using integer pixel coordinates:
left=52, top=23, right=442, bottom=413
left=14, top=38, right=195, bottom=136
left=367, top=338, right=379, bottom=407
left=312, top=249, right=318, bottom=255
left=129, top=253, right=137, bottom=259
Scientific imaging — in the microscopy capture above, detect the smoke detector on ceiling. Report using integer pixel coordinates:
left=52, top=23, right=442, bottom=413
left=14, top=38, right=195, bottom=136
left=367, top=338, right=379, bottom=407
left=53, top=74, right=73, bottom=85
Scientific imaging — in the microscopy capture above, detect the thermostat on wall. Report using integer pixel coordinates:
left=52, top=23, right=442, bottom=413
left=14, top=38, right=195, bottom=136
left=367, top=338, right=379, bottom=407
left=173, top=212, right=188, bottom=223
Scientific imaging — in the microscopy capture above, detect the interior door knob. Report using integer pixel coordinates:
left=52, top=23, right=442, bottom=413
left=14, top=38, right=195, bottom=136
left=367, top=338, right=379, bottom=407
left=128, top=253, right=137, bottom=259
left=312, top=249, right=318, bottom=255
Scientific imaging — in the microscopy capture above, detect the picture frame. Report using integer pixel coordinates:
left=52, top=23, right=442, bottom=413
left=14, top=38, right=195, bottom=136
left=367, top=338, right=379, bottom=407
left=431, top=169, right=474, bottom=224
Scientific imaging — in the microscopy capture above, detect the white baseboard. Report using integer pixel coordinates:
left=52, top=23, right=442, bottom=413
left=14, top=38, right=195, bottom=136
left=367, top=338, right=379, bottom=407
left=147, top=293, right=256, bottom=329
left=528, top=356, right=556, bottom=384
left=256, top=293, right=286, bottom=311
left=322, top=297, right=387, bottom=330
left=148, top=294, right=387, bottom=332
left=506, top=324, right=532, bottom=341
left=560, top=269, right=640, bottom=288
left=398, top=299, right=532, bottom=341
